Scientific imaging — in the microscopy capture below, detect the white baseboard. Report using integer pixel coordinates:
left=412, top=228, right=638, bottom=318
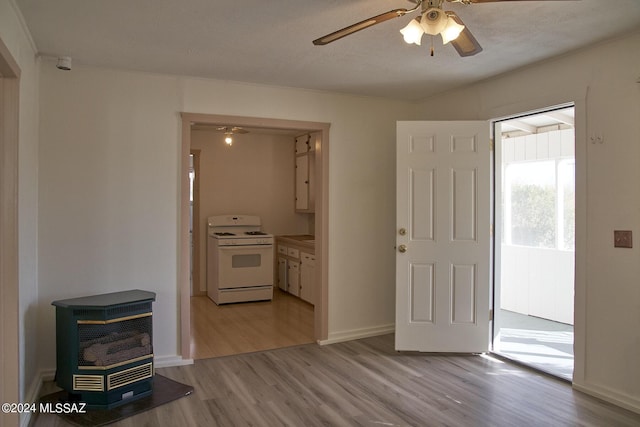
left=20, top=369, right=56, bottom=427
left=573, top=382, right=640, bottom=415
left=318, top=323, right=395, bottom=346
left=154, top=355, right=194, bottom=368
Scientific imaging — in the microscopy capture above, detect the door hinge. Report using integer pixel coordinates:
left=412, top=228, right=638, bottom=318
left=489, top=309, right=494, bottom=321
left=490, top=224, right=494, bottom=237
left=489, top=139, right=494, bottom=151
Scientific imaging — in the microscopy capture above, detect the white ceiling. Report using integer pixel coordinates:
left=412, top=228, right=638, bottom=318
left=14, top=0, right=640, bottom=101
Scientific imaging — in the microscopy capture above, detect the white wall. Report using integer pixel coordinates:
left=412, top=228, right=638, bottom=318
left=501, top=246, right=574, bottom=324
left=36, top=64, right=417, bottom=370
left=0, top=0, right=40, bottom=411
left=191, top=130, right=310, bottom=293
left=38, top=66, right=183, bottom=368
left=418, top=30, right=640, bottom=412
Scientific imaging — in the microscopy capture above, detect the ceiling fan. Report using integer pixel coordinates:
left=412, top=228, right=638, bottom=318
left=216, top=126, right=248, bottom=146
left=313, top=0, right=575, bottom=57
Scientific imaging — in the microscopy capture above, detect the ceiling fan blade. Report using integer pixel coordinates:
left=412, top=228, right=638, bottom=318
left=313, top=9, right=409, bottom=45
left=461, top=0, right=578, bottom=2
left=216, top=126, right=249, bottom=134
left=448, top=12, right=483, bottom=57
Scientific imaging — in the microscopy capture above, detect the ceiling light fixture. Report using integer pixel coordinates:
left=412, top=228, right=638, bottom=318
left=313, top=0, right=484, bottom=57
left=399, top=8, right=464, bottom=48
left=215, top=126, right=248, bottom=146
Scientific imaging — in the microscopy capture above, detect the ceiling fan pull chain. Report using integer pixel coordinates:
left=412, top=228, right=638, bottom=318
left=430, top=36, right=435, bottom=56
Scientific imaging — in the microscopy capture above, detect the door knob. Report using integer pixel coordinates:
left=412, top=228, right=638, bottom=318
left=398, top=244, right=407, bottom=253
left=398, top=228, right=407, bottom=236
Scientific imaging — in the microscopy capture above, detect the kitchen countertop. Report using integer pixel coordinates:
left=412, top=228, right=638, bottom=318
left=276, top=235, right=315, bottom=250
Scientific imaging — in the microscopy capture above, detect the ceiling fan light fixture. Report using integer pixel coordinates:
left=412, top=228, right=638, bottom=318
left=224, top=133, right=233, bottom=145
left=441, top=15, right=465, bottom=45
left=420, top=8, right=447, bottom=36
left=400, top=18, right=424, bottom=45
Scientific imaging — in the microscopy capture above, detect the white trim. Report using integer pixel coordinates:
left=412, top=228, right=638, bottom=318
left=573, top=382, right=640, bottom=415
left=154, top=355, right=194, bottom=368
left=486, top=93, right=587, bottom=386
left=319, top=324, right=395, bottom=346
left=19, top=369, right=55, bottom=427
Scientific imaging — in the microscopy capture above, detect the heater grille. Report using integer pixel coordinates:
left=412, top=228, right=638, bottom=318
left=73, top=374, right=105, bottom=392
left=107, top=362, right=153, bottom=390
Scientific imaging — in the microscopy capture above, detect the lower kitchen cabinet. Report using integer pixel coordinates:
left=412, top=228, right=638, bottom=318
left=277, top=257, right=288, bottom=291
left=300, top=252, right=315, bottom=304
left=276, top=237, right=315, bottom=305
left=288, top=260, right=300, bottom=296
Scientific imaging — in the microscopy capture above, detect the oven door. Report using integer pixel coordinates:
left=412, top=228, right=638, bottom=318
left=216, top=244, right=274, bottom=289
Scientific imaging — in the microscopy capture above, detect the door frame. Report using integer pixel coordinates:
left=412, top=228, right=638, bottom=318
left=0, top=35, right=21, bottom=424
left=491, top=104, right=576, bottom=379
left=487, top=97, right=586, bottom=385
left=189, top=149, right=202, bottom=296
left=179, top=113, right=330, bottom=359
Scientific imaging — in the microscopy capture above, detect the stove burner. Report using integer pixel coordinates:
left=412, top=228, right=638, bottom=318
left=245, top=231, right=268, bottom=236
left=214, top=232, right=236, bottom=236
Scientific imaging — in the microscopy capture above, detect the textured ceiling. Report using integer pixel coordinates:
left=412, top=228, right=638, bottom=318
left=14, top=0, right=640, bottom=101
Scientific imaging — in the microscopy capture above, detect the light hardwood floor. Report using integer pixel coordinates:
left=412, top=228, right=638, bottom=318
left=190, top=289, right=315, bottom=359
left=32, top=334, right=640, bottom=426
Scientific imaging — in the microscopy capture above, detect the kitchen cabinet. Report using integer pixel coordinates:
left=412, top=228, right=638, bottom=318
left=277, top=257, right=287, bottom=291
left=295, top=134, right=316, bottom=213
left=295, top=134, right=312, bottom=154
left=288, top=260, right=300, bottom=296
left=275, top=236, right=315, bottom=305
left=300, top=252, right=315, bottom=304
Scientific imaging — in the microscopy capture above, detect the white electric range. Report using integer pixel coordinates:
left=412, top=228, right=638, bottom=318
left=206, top=215, right=274, bottom=304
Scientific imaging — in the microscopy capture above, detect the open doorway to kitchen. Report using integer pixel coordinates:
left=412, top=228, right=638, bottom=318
left=493, top=106, right=576, bottom=381
left=180, top=113, right=329, bottom=360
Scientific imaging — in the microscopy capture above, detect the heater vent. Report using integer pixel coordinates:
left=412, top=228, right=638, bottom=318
left=73, top=374, right=105, bottom=392
left=73, top=309, right=92, bottom=317
left=106, top=302, right=151, bottom=317
left=107, top=362, right=153, bottom=390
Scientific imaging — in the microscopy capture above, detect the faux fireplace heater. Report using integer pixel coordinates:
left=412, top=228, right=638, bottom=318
left=52, top=290, right=156, bottom=409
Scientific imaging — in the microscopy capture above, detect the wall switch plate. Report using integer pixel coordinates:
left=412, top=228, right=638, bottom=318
left=614, top=230, right=632, bottom=248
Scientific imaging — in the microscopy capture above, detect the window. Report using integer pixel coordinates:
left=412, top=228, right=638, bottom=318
left=505, top=161, right=556, bottom=248
left=502, top=132, right=575, bottom=251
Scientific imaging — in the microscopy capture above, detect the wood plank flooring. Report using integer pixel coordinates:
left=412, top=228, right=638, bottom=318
left=190, top=289, right=315, bottom=359
left=31, top=334, right=640, bottom=427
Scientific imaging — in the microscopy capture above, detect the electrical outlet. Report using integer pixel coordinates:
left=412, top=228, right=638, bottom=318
left=614, top=230, right=632, bottom=248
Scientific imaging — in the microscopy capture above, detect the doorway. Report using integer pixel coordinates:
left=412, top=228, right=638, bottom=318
left=179, top=113, right=330, bottom=360
left=493, top=106, right=576, bottom=380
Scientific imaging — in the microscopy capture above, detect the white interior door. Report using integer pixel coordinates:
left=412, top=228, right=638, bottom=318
left=395, top=121, right=491, bottom=352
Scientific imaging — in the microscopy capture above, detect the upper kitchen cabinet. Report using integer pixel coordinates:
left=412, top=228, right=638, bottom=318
left=295, top=134, right=312, bottom=155
left=295, top=133, right=318, bottom=212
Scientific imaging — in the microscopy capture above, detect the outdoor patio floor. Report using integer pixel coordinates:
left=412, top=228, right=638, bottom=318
left=496, top=309, right=574, bottom=380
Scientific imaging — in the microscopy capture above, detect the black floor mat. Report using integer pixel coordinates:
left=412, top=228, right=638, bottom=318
left=37, top=374, right=194, bottom=426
